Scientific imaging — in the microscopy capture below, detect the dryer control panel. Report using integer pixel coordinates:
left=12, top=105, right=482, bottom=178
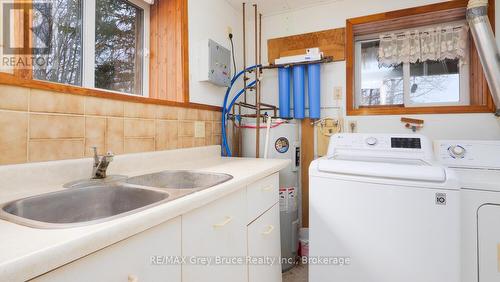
left=435, top=140, right=500, bottom=169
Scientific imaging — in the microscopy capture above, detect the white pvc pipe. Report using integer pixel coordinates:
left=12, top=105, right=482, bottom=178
left=263, top=117, right=272, bottom=159
left=467, top=0, right=500, bottom=115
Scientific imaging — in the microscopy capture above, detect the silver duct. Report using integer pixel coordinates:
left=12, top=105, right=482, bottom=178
left=467, top=0, right=500, bottom=116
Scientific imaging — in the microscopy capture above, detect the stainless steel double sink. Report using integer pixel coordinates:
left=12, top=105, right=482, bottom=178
left=0, top=170, right=233, bottom=229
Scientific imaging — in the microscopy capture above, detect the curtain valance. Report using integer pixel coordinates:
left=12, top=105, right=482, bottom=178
left=378, top=24, right=469, bottom=67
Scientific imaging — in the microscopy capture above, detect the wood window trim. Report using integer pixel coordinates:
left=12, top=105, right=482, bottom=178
left=346, top=0, right=496, bottom=116
left=0, top=0, right=220, bottom=112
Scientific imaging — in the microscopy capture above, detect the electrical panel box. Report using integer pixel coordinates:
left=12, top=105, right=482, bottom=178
left=199, top=39, right=231, bottom=87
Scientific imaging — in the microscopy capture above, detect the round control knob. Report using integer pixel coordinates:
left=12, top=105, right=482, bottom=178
left=448, top=145, right=466, bottom=159
left=365, top=137, right=378, bottom=146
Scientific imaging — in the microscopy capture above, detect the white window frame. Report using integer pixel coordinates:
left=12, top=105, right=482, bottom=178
left=82, top=0, right=150, bottom=97
left=354, top=21, right=470, bottom=108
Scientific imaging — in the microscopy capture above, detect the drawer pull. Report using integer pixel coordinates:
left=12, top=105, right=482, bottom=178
left=213, top=216, right=233, bottom=228
left=261, top=185, right=274, bottom=192
left=262, top=225, right=275, bottom=235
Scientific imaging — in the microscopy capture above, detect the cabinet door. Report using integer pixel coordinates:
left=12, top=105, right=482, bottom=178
left=248, top=204, right=282, bottom=282
left=31, top=217, right=182, bottom=282
left=247, top=173, right=279, bottom=223
left=182, top=189, right=247, bottom=282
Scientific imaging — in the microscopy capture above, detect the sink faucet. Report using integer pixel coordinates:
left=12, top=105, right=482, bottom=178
left=91, top=147, right=114, bottom=179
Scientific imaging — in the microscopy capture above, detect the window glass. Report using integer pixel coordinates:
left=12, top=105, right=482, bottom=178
left=359, top=40, right=404, bottom=106
left=409, top=59, right=460, bottom=104
left=95, top=0, right=143, bottom=95
left=32, top=0, right=83, bottom=86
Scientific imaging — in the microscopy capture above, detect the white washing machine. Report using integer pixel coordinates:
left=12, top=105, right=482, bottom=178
left=435, top=140, right=500, bottom=282
left=309, top=133, right=461, bottom=282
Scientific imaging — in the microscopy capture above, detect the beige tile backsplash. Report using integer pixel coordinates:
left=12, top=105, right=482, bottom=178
left=0, top=85, right=222, bottom=165
left=30, top=114, right=85, bottom=139
left=30, top=90, right=85, bottom=115
left=0, top=85, right=29, bottom=111
left=85, top=97, right=124, bottom=117
left=0, top=111, right=28, bottom=164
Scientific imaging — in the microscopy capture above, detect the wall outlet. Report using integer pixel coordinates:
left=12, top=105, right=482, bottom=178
left=334, top=87, right=343, bottom=100
left=194, top=121, right=206, bottom=138
left=348, top=121, right=358, bottom=133
left=227, top=26, right=233, bottom=36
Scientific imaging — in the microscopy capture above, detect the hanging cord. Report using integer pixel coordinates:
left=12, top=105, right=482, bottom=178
left=229, top=33, right=237, bottom=78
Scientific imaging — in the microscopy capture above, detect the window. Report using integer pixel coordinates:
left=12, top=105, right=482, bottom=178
left=95, top=0, right=144, bottom=95
left=32, top=0, right=149, bottom=96
left=408, top=58, right=465, bottom=106
left=346, top=1, right=496, bottom=116
left=356, top=40, right=404, bottom=106
left=354, top=23, right=470, bottom=109
left=32, top=0, right=83, bottom=86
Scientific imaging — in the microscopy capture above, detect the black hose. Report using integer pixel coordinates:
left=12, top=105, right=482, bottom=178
left=229, top=33, right=237, bottom=79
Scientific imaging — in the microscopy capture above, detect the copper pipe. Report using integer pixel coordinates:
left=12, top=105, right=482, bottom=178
left=239, top=114, right=271, bottom=118
left=232, top=103, right=237, bottom=156
left=234, top=102, right=276, bottom=111
left=253, top=4, right=260, bottom=158
left=242, top=3, right=247, bottom=103
left=238, top=103, right=242, bottom=156
left=259, top=13, right=262, bottom=73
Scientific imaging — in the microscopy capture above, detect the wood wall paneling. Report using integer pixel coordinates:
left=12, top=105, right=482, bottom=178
left=267, top=28, right=346, bottom=65
left=149, top=0, right=189, bottom=102
left=301, top=119, right=315, bottom=228
left=180, top=0, right=190, bottom=103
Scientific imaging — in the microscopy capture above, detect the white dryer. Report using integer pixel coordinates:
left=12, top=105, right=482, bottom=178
left=435, top=140, right=500, bottom=282
left=309, top=133, right=461, bottom=282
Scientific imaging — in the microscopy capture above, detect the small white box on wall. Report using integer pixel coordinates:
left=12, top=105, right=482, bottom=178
left=198, top=39, right=231, bottom=87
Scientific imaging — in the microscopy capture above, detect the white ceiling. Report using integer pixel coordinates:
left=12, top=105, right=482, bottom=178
left=225, top=0, right=337, bottom=16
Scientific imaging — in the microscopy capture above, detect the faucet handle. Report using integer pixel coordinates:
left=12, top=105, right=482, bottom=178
left=91, top=146, right=99, bottom=163
left=105, top=151, right=114, bottom=162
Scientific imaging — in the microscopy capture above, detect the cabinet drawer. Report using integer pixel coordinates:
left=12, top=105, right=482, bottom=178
left=182, top=189, right=247, bottom=282
left=248, top=203, right=282, bottom=282
left=247, top=173, right=279, bottom=223
left=31, top=217, right=182, bottom=282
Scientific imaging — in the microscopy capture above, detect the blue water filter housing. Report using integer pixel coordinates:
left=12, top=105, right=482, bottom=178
left=278, top=67, right=291, bottom=118
left=292, top=65, right=305, bottom=119
left=307, top=63, right=321, bottom=119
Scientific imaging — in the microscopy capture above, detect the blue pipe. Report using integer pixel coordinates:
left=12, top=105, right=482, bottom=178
left=228, top=80, right=257, bottom=113
left=278, top=67, right=291, bottom=118
left=221, top=65, right=261, bottom=157
left=222, top=80, right=256, bottom=157
left=307, top=64, right=321, bottom=119
left=292, top=65, right=305, bottom=119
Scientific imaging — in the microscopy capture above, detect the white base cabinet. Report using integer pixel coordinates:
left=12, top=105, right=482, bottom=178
left=31, top=217, right=182, bottom=282
left=33, top=173, right=282, bottom=282
left=248, top=204, right=282, bottom=282
left=182, top=189, right=248, bottom=282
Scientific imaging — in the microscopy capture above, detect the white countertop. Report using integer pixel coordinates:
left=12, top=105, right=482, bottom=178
left=0, top=146, right=289, bottom=281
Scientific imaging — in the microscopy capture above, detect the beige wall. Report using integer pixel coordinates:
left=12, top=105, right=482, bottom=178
left=0, top=85, right=222, bottom=165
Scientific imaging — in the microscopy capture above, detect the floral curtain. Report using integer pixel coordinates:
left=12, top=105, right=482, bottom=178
left=378, top=24, right=469, bottom=67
